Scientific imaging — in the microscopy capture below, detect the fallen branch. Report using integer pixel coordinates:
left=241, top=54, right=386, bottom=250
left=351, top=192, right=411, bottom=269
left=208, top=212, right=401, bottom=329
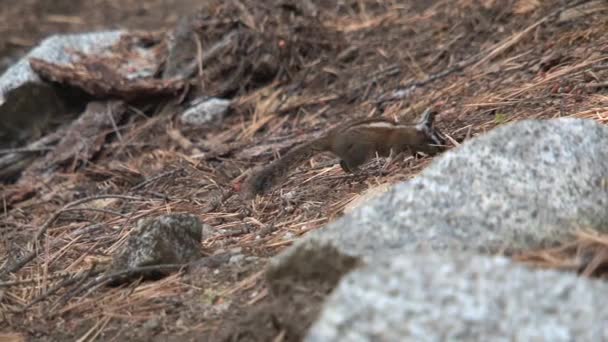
left=19, top=265, right=101, bottom=313
left=14, top=101, right=128, bottom=187
left=0, top=146, right=53, bottom=154
left=376, top=57, right=479, bottom=103
left=44, top=263, right=190, bottom=316
left=130, top=169, right=182, bottom=191
left=0, top=195, right=146, bottom=276
left=585, top=81, right=608, bottom=89
left=0, top=272, right=74, bottom=288
left=166, top=30, right=239, bottom=80
left=61, top=207, right=129, bottom=218
left=474, top=0, right=595, bottom=68
left=88, top=263, right=189, bottom=287
left=0, top=127, right=65, bottom=181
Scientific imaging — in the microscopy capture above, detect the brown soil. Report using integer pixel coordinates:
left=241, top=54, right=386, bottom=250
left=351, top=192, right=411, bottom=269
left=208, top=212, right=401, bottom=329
left=2, top=0, right=608, bottom=341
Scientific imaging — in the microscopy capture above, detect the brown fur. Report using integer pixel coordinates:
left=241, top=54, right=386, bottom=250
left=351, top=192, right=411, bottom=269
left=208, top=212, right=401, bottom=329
left=242, top=109, right=444, bottom=197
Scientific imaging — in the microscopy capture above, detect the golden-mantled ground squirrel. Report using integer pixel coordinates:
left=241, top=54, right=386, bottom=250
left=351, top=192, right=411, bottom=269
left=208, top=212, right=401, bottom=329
left=242, top=108, right=445, bottom=197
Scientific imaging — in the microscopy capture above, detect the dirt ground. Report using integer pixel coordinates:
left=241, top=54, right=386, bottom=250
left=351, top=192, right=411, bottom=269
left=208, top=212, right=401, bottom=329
left=2, top=0, right=608, bottom=341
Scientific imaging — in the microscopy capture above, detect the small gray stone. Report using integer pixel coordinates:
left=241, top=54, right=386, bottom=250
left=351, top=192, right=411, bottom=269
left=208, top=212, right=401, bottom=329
left=268, top=118, right=608, bottom=285
left=110, top=213, right=203, bottom=281
left=229, top=254, right=245, bottom=265
left=180, top=97, right=231, bottom=126
left=142, top=318, right=161, bottom=332
left=306, top=252, right=608, bottom=342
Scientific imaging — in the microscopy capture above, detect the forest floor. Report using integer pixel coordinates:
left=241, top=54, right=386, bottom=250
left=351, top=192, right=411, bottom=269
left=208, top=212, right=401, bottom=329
left=2, top=0, right=608, bottom=341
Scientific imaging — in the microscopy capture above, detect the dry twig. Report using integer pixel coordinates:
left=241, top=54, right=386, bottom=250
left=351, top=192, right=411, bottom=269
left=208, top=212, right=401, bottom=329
left=0, top=195, right=146, bottom=276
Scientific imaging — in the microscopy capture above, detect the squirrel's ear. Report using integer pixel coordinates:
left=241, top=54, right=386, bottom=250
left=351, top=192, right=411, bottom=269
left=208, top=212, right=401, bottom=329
left=416, top=108, right=437, bottom=130
left=416, top=108, right=445, bottom=147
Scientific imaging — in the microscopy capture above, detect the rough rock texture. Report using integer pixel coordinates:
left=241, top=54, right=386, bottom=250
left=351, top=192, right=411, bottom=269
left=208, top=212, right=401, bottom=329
left=0, top=31, right=123, bottom=97
left=267, top=118, right=608, bottom=284
left=180, top=97, right=231, bottom=126
left=306, top=253, right=608, bottom=342
left=162, top=16, right=198, bottom=80
left=110, top=213, right=204, bottom=280
left=0, top=31, right=123, bottom=146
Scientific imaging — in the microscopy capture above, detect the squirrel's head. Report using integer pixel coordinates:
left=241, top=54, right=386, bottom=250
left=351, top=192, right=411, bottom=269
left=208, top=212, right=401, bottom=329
left=416, top=107, right=446, bottom=153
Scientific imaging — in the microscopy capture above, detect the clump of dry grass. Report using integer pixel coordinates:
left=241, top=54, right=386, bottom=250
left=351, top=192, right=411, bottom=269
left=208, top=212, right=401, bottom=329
left=514, top=230, right=608, bottom=278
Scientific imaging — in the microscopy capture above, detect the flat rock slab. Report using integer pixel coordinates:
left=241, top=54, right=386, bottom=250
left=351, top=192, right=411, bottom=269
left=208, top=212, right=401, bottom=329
left=268, top=118, right=608, bottom=284
left=0, top=31, right=124, bottom=98
left=180, top=97, right=231, bottom=126
left=0, top=31, right=124, bottom=146
left=306, top=252, right=608, bottom=342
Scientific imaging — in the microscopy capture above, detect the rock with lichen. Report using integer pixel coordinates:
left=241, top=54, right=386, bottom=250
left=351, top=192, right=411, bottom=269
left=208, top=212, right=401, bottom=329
left=110, top=213, right=204, bottom=283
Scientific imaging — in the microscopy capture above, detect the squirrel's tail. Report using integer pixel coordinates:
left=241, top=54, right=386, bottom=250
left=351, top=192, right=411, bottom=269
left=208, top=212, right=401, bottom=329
left=243, top=138, right=331, bottom=196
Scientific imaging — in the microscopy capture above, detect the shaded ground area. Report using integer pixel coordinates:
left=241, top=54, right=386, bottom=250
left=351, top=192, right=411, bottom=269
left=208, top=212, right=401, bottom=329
left=2, top=0, right=608, bottom=341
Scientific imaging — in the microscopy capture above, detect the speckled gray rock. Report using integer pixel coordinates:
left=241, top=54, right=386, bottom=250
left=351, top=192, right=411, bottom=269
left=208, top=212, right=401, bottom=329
left=0, top=31, right=124, bottom=145
left=306, top=253, right=608, bottom=342
left=267, top=118, right=608, bottom=284
left=111, top=213, right=204, bottom=280
left=180, top=97, right=231, bottom=126
left=0, top=31, right=123, bottom=98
